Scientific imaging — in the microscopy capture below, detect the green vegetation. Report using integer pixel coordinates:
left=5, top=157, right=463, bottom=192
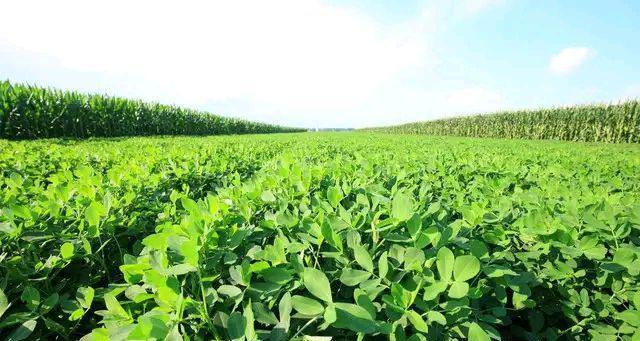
left=0, top=81, right=303, bottom=139
left=366, top=101, right=640, bottom=143
left=1, top=133, right=640, bottom=340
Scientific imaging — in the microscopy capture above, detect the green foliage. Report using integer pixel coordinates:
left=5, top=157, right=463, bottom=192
left=365, top=101, right=640, bottom=143
left=0, top=80, right=303, bottom=139
left=1, top=132, right=640, bottom=340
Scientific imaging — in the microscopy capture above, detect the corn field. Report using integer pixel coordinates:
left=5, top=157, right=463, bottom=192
left=0, top=80, right=303, bottom=139
left=365, top=101, right=640, bottom=143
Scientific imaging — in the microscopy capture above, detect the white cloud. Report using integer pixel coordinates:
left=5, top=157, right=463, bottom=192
left=0, top=0, right=426, bottom=119
left=455, top=0, right=504, bottom=16
left=0, top=0, right=513, bottom=128
left=621, top=85, right=640, bottom=100
left=549, top=47, right=593, bottom=75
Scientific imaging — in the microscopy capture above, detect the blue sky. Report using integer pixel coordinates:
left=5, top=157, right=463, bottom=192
left=1, top=0, right=639, bottom=128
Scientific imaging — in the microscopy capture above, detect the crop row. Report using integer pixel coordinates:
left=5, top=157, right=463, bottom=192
left=0, top=81, right=304, bottom=139
left=1, top=134, right=640, bottom=340
left=365, top=101, right=640, bottom=143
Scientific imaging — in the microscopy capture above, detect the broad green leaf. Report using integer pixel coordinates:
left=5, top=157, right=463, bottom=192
left=353, top=245, right=374, bottom=272
left=618, top=310, right=640, bottom=327
left=0, top=288, right=9, bottom=319
left=378, top=251, right=389, bottom=279
left=453, top=255, right=480, bottom=282
left=407, top=310, right=428, bottom=333
left=448, top=281, right=469, bottom=299
left=41, top=293, right=59, bottom=313
left=470, top=240, right=489, bottom=260
left=333, top=302, right=377, bottom=334
left=261, top=190, right=276, bottom=202
left=427, top=311, right=447, bottom=325
left=423, top=281, right=448, bottom=301
left=77, top=287, right=95, bottom=309
left=614, top=248, right=636, bottom=267
left=468, top=322, right=490, bottom=341
left=104, top=293, right=129, bottom=318
left=323, top=303, right=337, bottom=325
left=21, top=287, right=40, bottom=311
left=243, top=300, right=256, bottom=341
left=6, top=319, right=37, bottom=341
left=327, top=186, right=342, bottom=208
left=252, top=302, right=279, bottom=325
left=340, top=268, right=372, bottom=286
left=407, top=214, right=422, bottom=238
left=436, top=247, right=454, bottom=282
left=303, top=268, right=332, bottom=303
left=218, top=285, right=243, bottom=299
left=85, top=201, right=105, bottom=227
left=228, top=312, right=247, bottom=341
left=354, top=289, right=376, bottom=319
left=291, top=295, right=325, bottom=315
left=61, top=242, right=74, bottom=259
left=392, top=191, right=414, bottom=221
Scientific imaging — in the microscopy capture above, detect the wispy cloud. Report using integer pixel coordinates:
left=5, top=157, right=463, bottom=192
left=621, top=85, right=640, bottom=100
left=0, top=0, right=427, bottom=118
left=455, top=0, right=505, bottom=16
left=549, top=47, right=593, bottom=75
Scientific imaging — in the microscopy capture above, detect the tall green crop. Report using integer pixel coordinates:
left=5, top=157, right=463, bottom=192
left=0, top=80, right=303, bottom=139
left=364, top=101, right=640, bottom=143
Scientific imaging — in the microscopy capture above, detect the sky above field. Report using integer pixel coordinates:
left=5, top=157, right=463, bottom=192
left=1, top=0, right=639, bottom=129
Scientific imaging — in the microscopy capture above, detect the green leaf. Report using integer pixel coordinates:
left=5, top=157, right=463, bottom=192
left=468, top=322, right=490, bottom=341
left=104, top=293, right=129, bottom=318
left=218, top=285, right=243, bottom=299
left=407, top=310, right=428, bottom=333
left=6, top=319, right=37, bottom=341
left=340, top=268, right=372, bottom=286
left=634, top=291, right=640, bottom=309
left=448, top=281, right=469, bottom=299
left=470, top=240, right=489, bottom=260
left=41, top=293, right=59, bottom=313
left=613, top=247, right=636, bottom=267
left=323, top=303, right=337, bottom=324
left=303, top=268, right=333, bottom=303
left=21, top=287, right=40, bottom=311
left=353, top=245, right=374, bottom=272
left=333, top=302, right=377, bottom=334
left=243, top=300, right=256, bottom=341
left=453, top=255, right=480, bottom=282
left=77, top=287, right=95, bottom=309
left=427, top=311, right=447, bottom=325
left=423, top=281, right=448, bottom=301
left=392, top=191, right=414, bottom=221
left=436, top=247, right=454, bottom=282
left=407, top=214, right=422, bottom=238
left=85, top=201, right=105, bottom=227
left=618, top=310, right=640, bottom=327
left=261, top=190, right=276, bottom=202
left=252, top=302, right=279, bottom=325
left=0, top=288, right=9, bottom=319
left=279, top=292, right=292, bottom=327
left=60, top=242, right=74, bottom=260
left=291, top=295, right=325, bottom=315
left=378, top=251, right=389, bottom=279
left=579, top=236, right=607, bottom=260
left=228, top=312, right=247, bottom=341
left=327, top=186, right=343, bottom=208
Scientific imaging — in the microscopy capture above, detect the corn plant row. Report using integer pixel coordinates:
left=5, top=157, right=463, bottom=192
left=1, top=133, right=640, bottom=340
left=0, top=80, right=303, bottom=139
left=365, top=101, right=640, bottom=143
